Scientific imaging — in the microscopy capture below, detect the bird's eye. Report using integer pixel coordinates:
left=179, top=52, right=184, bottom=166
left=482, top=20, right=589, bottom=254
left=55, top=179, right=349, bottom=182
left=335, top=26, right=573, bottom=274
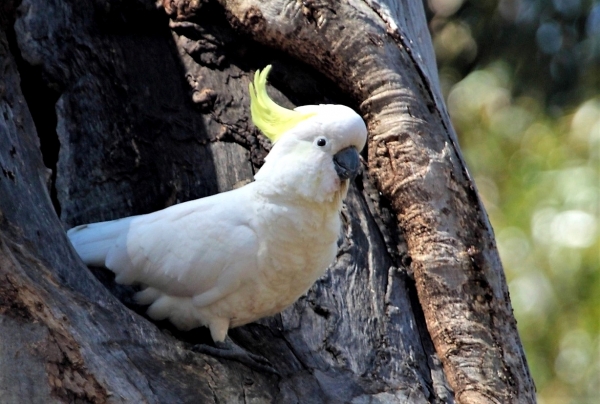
left=316, top=138, right=327, bottom=147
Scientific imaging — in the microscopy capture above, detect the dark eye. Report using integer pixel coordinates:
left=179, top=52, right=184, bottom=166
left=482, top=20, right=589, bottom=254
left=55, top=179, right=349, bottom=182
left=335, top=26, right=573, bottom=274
left=316, top=138, right=327, bottom=147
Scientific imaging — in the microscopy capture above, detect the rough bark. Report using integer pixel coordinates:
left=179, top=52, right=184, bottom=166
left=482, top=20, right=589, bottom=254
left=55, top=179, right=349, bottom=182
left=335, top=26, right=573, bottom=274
left=0, top=0, right=534, bottom=403
left=212, top=1, right=536, bottom=402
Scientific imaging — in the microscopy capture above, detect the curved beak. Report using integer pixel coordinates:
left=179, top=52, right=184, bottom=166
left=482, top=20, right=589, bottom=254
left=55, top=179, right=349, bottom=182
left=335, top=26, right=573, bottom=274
left=333, top=147, right=361, bottom=181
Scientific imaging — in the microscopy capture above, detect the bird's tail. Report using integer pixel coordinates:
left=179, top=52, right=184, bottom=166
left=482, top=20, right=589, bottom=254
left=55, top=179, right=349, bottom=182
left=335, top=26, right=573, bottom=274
left=67, top=217, right=134, bottom=267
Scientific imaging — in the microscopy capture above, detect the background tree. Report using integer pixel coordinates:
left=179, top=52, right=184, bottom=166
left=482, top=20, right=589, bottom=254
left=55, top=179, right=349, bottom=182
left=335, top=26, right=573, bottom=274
left=427, top=1, right=599, bottom=402
left=0, top=0, right=539, bottom=403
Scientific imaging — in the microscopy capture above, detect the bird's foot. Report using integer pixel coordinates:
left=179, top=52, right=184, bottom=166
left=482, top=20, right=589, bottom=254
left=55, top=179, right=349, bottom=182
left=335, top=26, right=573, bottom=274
left=192, top=338, right=279, bottom=375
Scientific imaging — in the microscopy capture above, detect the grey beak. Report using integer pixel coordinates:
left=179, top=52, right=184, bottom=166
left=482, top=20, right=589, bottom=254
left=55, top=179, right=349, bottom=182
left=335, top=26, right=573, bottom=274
left=333, top=147, right=361, bottom=181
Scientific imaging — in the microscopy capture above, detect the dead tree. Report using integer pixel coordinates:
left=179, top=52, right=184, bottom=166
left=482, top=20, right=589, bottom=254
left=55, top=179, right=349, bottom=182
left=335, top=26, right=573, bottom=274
left=0, top=0, right=535, bottom=402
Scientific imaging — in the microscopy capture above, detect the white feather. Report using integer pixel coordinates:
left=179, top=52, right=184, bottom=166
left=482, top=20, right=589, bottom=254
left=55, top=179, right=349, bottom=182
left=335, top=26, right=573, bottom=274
left=68, top=217, right=135, bottom=267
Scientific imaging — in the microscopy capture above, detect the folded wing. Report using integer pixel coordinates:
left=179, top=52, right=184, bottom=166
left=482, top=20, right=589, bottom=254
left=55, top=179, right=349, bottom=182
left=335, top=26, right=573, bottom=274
left=68, top=186, right=260, bottom=302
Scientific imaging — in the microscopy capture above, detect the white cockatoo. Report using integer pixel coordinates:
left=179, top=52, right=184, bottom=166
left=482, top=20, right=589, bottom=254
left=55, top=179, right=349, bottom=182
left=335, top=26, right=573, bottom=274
left=67, top=65, right=367, bottom=367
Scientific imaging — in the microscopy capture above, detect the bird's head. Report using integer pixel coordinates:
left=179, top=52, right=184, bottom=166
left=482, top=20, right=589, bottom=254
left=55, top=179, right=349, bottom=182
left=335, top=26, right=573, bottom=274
left=249, top=65, right=367, bottom=204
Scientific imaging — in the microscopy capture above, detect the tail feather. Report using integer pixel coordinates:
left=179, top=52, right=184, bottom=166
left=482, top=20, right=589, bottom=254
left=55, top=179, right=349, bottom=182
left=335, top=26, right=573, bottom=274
left=67, top=217, right=134, bottom=267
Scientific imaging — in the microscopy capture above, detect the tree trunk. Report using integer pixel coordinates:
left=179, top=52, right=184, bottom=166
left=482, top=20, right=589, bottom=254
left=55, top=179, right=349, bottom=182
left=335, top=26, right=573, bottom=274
left=0, top=0, right=535, bottom=403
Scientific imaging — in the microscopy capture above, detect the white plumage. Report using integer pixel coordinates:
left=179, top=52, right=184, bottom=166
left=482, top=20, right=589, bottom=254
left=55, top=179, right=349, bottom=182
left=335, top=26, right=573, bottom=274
left=68, top=67, right=367, bottom=344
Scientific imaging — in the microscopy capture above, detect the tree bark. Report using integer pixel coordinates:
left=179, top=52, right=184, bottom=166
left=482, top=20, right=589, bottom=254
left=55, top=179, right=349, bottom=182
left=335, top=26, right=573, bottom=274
left=0, top=0, right=535, bottom=403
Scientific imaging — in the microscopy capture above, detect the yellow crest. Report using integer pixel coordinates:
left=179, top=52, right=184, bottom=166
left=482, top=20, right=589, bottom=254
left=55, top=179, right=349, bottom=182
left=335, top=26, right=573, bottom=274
left=249, top=65, right=316, bottom=143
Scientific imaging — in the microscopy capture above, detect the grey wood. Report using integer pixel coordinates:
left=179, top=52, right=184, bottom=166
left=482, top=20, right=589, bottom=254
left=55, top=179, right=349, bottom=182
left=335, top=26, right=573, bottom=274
left=0, top=0, right=534, bottom=402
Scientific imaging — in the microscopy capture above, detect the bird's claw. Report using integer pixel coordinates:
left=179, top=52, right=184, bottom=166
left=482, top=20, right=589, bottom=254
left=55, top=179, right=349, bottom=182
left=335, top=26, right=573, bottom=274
left=192, top=339, right=279, bottom=376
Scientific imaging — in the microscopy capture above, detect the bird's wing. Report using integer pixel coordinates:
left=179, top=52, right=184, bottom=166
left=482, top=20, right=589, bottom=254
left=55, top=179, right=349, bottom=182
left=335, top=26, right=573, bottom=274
left=105, top=185, right=260, bottom=302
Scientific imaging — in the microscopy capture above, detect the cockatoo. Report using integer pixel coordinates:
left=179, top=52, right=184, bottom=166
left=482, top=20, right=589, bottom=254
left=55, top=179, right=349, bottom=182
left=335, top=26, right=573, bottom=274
left=67, top=65, right=367, bottom=370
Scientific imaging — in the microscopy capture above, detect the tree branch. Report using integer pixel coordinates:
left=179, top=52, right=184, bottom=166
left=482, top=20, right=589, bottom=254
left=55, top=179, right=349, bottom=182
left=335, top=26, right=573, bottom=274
left=212, top=0, right=536, bottom=402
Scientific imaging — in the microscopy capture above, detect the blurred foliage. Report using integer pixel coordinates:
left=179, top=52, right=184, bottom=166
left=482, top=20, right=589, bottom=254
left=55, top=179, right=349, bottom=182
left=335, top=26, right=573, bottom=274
left=426, top=0, right=600, bottom=403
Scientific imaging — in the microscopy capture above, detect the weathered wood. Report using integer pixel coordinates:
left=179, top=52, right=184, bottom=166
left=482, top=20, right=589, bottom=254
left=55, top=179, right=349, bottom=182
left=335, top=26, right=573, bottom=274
left=0, top=0, right=466, bottom=402
left=1, top=21, right=276, bottom=403
left=214, top=0, right=535, bottom=402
